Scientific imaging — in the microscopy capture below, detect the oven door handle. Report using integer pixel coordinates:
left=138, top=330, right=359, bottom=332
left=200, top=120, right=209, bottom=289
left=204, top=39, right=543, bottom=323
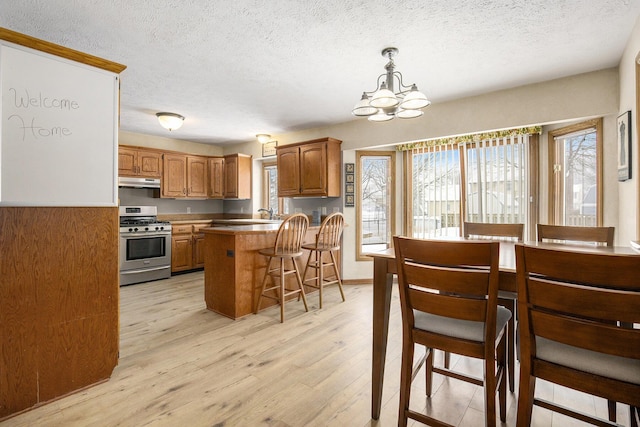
left=120, top=265, right=171, bottom=275
left=121, top=232, right=171, bottom=238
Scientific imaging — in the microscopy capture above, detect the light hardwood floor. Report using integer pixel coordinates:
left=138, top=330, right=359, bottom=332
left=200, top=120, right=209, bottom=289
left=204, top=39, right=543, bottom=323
left=2, top=271, right=633, bottom=426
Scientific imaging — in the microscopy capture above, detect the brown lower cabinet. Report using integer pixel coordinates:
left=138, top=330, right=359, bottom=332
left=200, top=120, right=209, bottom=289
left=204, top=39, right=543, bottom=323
left=171, top=222, right=211, bottom=272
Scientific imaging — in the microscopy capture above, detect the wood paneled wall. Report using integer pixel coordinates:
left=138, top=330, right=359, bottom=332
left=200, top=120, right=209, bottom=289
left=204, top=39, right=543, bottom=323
left=0, top=207, right=119, bottom=419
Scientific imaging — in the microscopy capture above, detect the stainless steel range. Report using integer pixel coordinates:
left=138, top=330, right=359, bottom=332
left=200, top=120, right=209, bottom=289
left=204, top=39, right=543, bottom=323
left=119, top=206, right=172, bottom=286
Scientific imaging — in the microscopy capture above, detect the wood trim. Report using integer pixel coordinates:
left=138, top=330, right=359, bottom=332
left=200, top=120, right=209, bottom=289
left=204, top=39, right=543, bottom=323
left=0, top=27, right=126, bottom=73
left=458, top=143, right=467, bottom=235
left=595, top=119, right=604, bottom=226
left=342, top=278, right=373, bottom=285
left=118, top=144, right=166, bottom=155
left=275, top=137, right=342, bottom=151
left=528, top=134, right=540, bottom=241
left=403, top=150, right=411, bottom=236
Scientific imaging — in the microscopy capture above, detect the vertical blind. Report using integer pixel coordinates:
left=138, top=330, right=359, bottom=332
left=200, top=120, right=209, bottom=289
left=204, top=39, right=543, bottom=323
left=411, top=143, right=461, bottom=238
left=462, top=134, right=529, bottom=225
left=410, top=134, right=529, bottom=238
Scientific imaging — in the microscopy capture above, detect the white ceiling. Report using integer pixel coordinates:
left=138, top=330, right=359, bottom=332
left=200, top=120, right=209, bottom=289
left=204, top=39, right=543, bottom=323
left=2, top=0, right=640, bottom=146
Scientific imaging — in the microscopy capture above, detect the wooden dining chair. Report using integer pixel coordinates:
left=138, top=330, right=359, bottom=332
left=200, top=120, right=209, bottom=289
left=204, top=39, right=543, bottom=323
left=301, top=212, right=345, bottom=308
left=464, top=221, right=525, bottom=242
left=460, top=221, right=524, bottom=393
left=537, top=224, right=614, bottom=246
left=255, top=213, right=309, bottom=323
left=394, top=236, right=510, bottom=427
left=515, top=244, right=640, bottom=427
left=536, top=223, right=619, bottom=421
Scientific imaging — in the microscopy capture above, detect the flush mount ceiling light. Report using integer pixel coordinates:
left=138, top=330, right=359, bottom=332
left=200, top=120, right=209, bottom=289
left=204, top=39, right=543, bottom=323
left=352, top=47, right=430, bottom=122
left=256, top=134, right=271, bottom=144
left=156, top=112, right=184, bottom=131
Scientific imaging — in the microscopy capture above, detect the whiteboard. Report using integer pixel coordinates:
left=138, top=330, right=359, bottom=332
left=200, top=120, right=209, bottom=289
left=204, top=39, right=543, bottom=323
left=0, top=42, right=118, bottom=206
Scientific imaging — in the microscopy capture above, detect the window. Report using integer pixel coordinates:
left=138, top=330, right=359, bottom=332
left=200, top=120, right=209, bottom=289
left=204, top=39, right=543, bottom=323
left=356, top=151, right=395, bottom=260
left=261, top=162, right=287, bottom=215
left=406, top=130, right=537, bottom=238
left=548, top=119, right=602, bottom=226
left=463, top=137, right=529, bottom=226
left=409, top=144, right=461, bottom=238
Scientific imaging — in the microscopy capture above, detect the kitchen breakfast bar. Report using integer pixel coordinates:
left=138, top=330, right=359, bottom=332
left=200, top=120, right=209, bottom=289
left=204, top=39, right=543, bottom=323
left=202, top=222, right=323, bottom=319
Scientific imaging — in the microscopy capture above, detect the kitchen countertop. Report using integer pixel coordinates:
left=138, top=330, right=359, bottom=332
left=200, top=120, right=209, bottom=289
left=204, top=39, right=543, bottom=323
left=169, top=219, right=217, bottom=225
left=164, top=218, right=279, bottom=226
left=209, top=218, right=283, bottom=225
left=203, top=223, right=321, bottom=235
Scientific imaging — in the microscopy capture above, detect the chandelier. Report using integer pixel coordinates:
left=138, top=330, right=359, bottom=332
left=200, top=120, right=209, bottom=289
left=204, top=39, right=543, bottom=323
left=352, top=47, right=430, bottom=122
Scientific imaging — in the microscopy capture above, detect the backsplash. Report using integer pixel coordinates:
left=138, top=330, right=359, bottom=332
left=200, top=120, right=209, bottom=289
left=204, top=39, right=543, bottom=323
left=118, top=187, right=222, bottom=214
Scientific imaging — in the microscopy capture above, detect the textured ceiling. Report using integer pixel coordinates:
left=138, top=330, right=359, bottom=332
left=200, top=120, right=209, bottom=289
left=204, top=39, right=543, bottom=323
left=2, top=0, right=640, bottom=146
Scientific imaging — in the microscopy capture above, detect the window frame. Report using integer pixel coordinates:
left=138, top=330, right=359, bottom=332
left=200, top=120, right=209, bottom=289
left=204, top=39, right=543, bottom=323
left=261, top=161, right=284, bottom=215
left=404, top=132, right=539, bottom=240
left=547, top=118, right=603, bottom=226
left=356, top=150, right=396, bottom=261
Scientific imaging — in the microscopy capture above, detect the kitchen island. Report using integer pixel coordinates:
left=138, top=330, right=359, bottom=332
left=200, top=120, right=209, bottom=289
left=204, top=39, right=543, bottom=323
left=202, top=223, right=326, bottom=319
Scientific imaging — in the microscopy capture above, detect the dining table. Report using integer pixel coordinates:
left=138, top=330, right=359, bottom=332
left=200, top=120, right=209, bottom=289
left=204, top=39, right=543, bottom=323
left=366, top=238, right=640, bottom=420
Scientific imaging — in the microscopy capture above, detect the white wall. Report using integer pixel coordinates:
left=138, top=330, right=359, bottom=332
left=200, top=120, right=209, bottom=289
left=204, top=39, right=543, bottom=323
left=618, top=16, right=640, bottom=243
left=119, top=130, right=224, bottom=156
left=267, top=68, right=618, bottom=151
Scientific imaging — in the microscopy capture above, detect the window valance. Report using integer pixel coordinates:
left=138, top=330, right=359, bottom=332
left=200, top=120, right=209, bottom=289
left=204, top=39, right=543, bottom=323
left=396, top=126, right=542, bottom=151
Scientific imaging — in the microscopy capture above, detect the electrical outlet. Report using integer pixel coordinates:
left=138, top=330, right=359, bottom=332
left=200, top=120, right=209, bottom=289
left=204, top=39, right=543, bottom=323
left=187, top=207, right=191, bottom=214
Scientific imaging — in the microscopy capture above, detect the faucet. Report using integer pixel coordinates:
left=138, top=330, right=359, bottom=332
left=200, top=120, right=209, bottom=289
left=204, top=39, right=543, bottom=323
left=258, top=207, right=274, bottom=220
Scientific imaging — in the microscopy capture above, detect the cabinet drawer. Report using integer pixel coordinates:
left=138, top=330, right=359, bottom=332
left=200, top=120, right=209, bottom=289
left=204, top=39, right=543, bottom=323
left=172, top=224, right=193, bottom=234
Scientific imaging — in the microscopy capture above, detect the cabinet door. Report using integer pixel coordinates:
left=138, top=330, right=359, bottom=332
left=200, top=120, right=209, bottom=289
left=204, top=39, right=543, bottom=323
left=137, top=150, right=162, bottom=178
left=223, top=155, right=238, bottom=198
left=171, top=234, right=193, bottom=272
left=118, top=147, right=138, bottom=176
left=208, top=157, right=225, bottom=198
left=162, top=154, right=187, bottom=198
left=193, top=233, right=206, bottom=268
left=234, top=155, right=252, bottom=199
left=187, top=156, right=208, bottom=198
left=299, top=142, right=327, bottom=195
left=277, top=146, right=300, bottom=196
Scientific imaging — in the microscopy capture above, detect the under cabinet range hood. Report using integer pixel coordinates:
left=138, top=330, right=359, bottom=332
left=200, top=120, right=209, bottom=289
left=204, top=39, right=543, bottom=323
left=118, top=177, right=161, bottom=189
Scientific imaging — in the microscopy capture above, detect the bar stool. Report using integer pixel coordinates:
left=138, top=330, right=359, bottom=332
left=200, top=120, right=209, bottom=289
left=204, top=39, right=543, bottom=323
left=255, top=213, right=309, bottom=323
left=302, top=212, right=345, bottom=308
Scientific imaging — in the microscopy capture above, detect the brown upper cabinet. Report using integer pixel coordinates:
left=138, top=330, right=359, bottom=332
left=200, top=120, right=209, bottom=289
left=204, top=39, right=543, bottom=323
left=162, top=154, right=208, bottom=198
left=119, top=145, right=250, bottom=199
left=118, top=146, right=162, bottom=178
left=208, top=157, right=225, bottom=199
left=277, top=137, right=342, bottom=197
left=223, top=153, right=252, bottom=199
